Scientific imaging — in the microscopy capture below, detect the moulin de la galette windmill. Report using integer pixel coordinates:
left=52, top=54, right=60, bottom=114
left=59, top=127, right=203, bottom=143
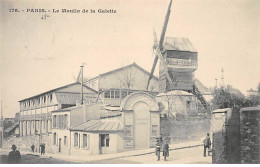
left=146, top=0, right=211, bottom=112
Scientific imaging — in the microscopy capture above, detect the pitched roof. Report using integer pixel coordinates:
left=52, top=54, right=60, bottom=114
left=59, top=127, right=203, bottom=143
left=86, top=62, right=159, bottom=82
left=100, top=111, right=122, bottom=118
left=194, top=79, right=211, bottom=95
left=19, top=82, right=97, bottom=102
left=157, top=90, right=193, bottom=97
left=164, top=37, right=197, bottom=52
left=70, top=119, right=123, bottom=132
left=4, top=122, right=19, bottom=133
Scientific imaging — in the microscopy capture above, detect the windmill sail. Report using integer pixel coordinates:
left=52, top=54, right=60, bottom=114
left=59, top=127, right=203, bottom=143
left=146, top=0, right=173, bottom=91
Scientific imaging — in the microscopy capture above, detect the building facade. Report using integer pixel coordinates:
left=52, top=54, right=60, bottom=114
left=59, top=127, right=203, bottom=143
left=17, top=82, right=97, bottom=152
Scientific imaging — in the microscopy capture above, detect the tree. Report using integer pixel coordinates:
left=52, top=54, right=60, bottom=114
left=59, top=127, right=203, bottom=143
left=211, top=85, right=258, bottom=111
left=117, top=67, right=135, bottom=89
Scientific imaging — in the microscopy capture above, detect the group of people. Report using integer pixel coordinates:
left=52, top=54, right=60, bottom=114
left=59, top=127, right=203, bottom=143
left=155, top=134, right=169, bottom=161
left=31, top=143, right=46, bottom=155
left=155, top=133, right=212, bottom=161
left=6, top=143, right=46, bottom=164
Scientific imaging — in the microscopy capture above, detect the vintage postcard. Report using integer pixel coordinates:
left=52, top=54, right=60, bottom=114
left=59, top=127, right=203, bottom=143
left=0, top=0, right=259, bottom=164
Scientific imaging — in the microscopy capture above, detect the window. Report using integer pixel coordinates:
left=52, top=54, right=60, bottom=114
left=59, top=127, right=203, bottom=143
left=53, top=133, right=57, bottom=145
left=64, top=136, right=67, bottom=145
left=152, top=125, right=158, bottom=136
left=122, top=91, right=127, bottom=98
left=115, top=90, right=119, bottom=98
left=64, top=114, right=67, bottom=129
left=111, top=90, right=115, bottom=98
left=100, top=134, right=109, bottom=147
left=83, top=134, right=88, bottom=148
left=74, top=133, right=78, bottom=147
left=125, top=125, right=132, bottom=136
left=43, top=120, right=45, bottom=129
left=50, top=94, right=52, bottom=102
left=104, top=91, right=110, bottom=98
left=53, top=115, right=56, bottom=128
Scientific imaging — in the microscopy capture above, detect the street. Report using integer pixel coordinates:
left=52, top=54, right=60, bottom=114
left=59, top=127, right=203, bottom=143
left=0, top=146, right=211, bottom=164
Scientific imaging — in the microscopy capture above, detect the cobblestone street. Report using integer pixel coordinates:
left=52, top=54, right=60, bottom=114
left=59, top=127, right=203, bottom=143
left=0, top=145, right=211, bottom=164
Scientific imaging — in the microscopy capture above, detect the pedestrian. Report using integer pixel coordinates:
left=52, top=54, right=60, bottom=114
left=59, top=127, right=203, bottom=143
left=42, top=144, right=45, bottom=155
left=155, top=139, right=161, bottom=161
left=159, top=134, right=163, bottom=151
left=40, top=144, right=43, bottom=155
left=203, top=133, right=211, bottom=157
left=31, top=143, right=35, bottom=153
left=7, top=144, right=21, bottom=164
left=163, top=142, right=169, bottom=161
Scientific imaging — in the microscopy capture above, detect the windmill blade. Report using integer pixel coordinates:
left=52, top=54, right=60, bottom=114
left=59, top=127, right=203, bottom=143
left=155, top=48, right=173, bottom=85
left=159, top=0, right=172, bottom=49
left=146, top=0, right=173, bottom=91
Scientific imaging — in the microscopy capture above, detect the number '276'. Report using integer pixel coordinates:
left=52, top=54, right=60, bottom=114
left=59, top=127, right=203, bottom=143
left=9, top=9, right=19, bottom=12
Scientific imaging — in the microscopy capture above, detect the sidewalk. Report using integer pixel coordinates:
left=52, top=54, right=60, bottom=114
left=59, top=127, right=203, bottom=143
left=1, top=140, right=203, bottom=163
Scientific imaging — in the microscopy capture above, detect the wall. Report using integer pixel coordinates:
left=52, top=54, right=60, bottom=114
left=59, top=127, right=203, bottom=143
left=240, top=109, right=260, bottom=164
left=99, top=65, right=159, bottom=92
left=156, top=93, right=198, bottom=118
left=161, top=117, right=210, bottom=142
left=84, top=103, right=101, bottom=122
left=3, top=134, right=53, bottom=154
left=52, top=129, right=70, bottom=154
left=70, top=107, right=85, bottom=127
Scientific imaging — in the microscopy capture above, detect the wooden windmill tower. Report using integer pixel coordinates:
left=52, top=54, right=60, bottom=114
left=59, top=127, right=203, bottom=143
left=146, top=0, right=211, bottom=111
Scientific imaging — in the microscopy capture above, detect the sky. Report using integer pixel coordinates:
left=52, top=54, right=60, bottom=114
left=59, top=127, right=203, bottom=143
left=0, top=0, right=260, bottom=118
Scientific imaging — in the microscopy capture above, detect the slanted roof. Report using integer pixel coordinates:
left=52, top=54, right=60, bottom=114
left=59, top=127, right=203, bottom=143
left=4, top=122, right=19, bottom=133
left=157, top=90, right=193, bottom=97
left=70, top=119, right=123, bottom=132
left=86, top=62, right=159, bottom=82
left=164, top=37, right=197, bottom=52
left=19, top=82, right=98, bottom=102
left=240, top=106, right=260, bottom=112
left=52, top=105, right=83, bottom=113
left=100, top=111, right=122, bottom=118
left=212, top=108, right=232, bottom=113
left=194, top=79, right=211, bottom=95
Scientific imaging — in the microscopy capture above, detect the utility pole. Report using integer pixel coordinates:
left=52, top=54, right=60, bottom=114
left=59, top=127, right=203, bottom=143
left=80, top=64, right=84, bottom=105
left=221, top=68, right=224, bottom=87
left=1, top=101, right=3, bottom=127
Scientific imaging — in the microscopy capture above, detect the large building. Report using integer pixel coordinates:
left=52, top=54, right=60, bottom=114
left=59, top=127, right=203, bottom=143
left=85, top=62, right=159, bottom=106
left=16, top=82, right=97, bottom=153
left=3, top=62, right=211, bottom=154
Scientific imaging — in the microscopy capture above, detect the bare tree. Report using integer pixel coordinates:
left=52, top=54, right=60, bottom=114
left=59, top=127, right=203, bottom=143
left=117, top=67, right=136, bottom=89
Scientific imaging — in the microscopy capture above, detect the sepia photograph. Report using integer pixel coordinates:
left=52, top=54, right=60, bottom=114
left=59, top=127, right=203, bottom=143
left=0, top=0, right=259, bottom=164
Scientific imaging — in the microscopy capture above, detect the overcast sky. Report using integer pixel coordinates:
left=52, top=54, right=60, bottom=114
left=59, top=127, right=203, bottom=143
left=1, top=0, right=260, bottom=118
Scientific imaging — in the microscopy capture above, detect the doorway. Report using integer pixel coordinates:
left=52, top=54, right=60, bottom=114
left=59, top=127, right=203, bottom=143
left=134, top=102, right=150, bottom=149
left=58, top=138, right=61, bottom=153
left=100, top=134, right=110, bottom=154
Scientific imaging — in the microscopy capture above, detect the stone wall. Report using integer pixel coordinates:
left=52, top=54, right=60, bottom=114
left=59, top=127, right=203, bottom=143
left=240, top=110, right=260, bottom=164
left=160, top=117, right=210, bottom=143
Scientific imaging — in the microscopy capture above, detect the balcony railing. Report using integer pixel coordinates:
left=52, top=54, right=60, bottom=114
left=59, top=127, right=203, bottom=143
left=167, top=58, right=197, bottom=68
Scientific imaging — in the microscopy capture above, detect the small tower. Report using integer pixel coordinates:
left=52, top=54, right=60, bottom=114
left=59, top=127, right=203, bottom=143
left=159, top=37, right=198, bottom=93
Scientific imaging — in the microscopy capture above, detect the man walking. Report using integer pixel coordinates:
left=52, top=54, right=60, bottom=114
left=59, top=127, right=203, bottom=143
left=203, top=133, right=211, bottom=157
left=163, top=142, right=169, bottom=161
left=31, top=144, right=35, bottom=153
left=155, top=139, right=161, bottom=161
